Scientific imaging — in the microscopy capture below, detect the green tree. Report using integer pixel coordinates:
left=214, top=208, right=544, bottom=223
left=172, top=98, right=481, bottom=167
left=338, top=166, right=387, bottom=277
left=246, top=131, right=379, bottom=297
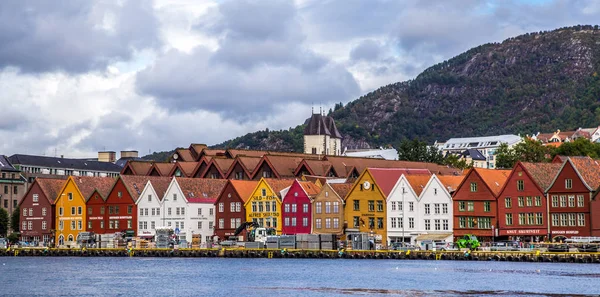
left=11, top=207, right=19, bottom=233
left=553, top=137, right=600, bottom=158
left=495, top=138, right=552, bottom=169
left=0, top=208, right=9, bottom=236
left=443, top=154, right=473, bottom=170
left=495, top=143, right=518, bottom=169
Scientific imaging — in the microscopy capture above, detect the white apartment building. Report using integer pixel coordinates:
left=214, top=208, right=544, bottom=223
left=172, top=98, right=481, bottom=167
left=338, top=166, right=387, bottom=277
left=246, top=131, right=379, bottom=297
left=438, top=134, right=521, bottom=169
left=136, top=180, right=168, bottom=238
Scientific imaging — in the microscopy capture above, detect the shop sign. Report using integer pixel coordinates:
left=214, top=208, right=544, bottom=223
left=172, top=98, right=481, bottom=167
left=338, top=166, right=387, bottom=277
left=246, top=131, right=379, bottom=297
left=505, top=229, right=543, bottom=235
left=252, top=195, right=278, bottom=201
left=552, top=230, right=579, bottom=235
left=249, top=212, right=279, bottom=218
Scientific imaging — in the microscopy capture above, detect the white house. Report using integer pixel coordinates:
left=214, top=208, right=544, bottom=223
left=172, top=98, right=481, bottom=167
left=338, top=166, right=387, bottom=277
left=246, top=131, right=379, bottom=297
left=135, top=177, right=172, bottom=239
left=386, top=174, right=421, bottom=245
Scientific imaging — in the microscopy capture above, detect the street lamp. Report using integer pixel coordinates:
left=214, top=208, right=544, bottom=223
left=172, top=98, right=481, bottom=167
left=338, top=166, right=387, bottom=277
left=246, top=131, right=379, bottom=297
left=162, top=198, right=169, bottom=227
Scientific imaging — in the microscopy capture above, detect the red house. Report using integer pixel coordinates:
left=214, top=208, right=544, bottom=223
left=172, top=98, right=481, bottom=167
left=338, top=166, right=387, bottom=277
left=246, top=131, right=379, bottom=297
left=281, top=180, right=320, bottom=235
left=86, top=188, right=108, bottom=234
left=496, top=162, right=561, bottom=242
left=453, top=168, right=510, bottom=242
left=214, top=180, right=258, bottom=241
left=546, top=157, right=600, bottom=240
left=19, top=178, right=65, bottom=245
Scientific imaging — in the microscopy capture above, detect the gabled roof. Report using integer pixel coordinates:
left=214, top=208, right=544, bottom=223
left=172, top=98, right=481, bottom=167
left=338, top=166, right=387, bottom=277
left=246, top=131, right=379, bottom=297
left=406, top=175, right=434, bottom=197
left=263, top=178, right=295, bottom=198
left=369, top=168, right=430, bottom=197
left=329, top=183, right=352, bottom=200
left=202, top=158, right=235, bottom=178
left=121, top=160, right=153, bottom=175
left=519, top=162, right=563, bottom=192
left=174, top=148, right=195, bottom=162
left=175, top=178, right=227, bottom=203
left=189, top=144, right=208, bottom=160
left=303, top=113, right=342, bottom=138
left=9, top=154, right=122, bottom=172
left=254, top=155, right=307, bottom=179
left=119, top=176, right=173, bottom=202
left=436, top=175, right=465, bottom=193
left=147, top=177, right=173, bottom=201
left=226, top=149, right=268, bottom=158
left=323, top=156, right=460, bottom=178
left=36, top=178, right=67, bottom=204
left=151, top=162, right=176, bottom=176
left=298, top=181, right=321, bottom=197
left=565, top=157, right=600, bottom=191
left=472, top=168, right=511, bottom=196
left=169, top=161, right=197, bottom=177
left=294, top=159, right=332, bottom=177
left=225, top=156, right=262, bottom=178
left=0, top=155, right=20, bottom=172
left=228, top=180, right=259, bottom=203
left=72, top=176, right=116, bottom=201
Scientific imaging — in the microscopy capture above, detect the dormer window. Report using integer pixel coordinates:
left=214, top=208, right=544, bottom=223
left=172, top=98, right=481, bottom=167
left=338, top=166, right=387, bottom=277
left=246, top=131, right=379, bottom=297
left=261, top=189, right=267, bottom=197
left=565, top=179, right=572, bottom=189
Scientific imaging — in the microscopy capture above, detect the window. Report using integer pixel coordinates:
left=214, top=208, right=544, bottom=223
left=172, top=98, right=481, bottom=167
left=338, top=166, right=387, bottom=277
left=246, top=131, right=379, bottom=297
left=377, top=201, right=383, bottom=212
left=424, top=204, right=430, bottom=215
left=578, top=213, right=585, bottom=226
left=560, top=195, right=567, bottom=207
left=478, top=217, right=491, bottom=229
left=434, top=204, right=440, bottom=214
left=506, top=213, right=513, bottom=225
left=303, top=217, right=308, bottom=227
left=552, top=195, right=558, bottom=207
left=391, top=218, right=397, bottom=228
left=236, top=202, right=241, bottom=212
left=78, top=207, right=82, bottom=215
left=467, top=217, right=475, bottom=228
left=173, top=194, right=177, bottom=201
left=519, top=213, right=525, bottom=225
left=526, top=196, right=532, bottom=207
left=518, top=197, right=524, bottom=207
left=442, top=204, right=448, bottom=214
left=353, top=216, right=359, bottom=228
left=230, top=202, right=235, bottom=212
left=22, top=221, right=27, bottom=230
left=470, top=182, right=477, bottom=192
left=377, top=218, right=383, bottom=229
left=399, top=201, right=403, bottom=212
left=198, top=222, right=203, bottom=229
left=168, top=208, right=172, bottom=215
left=284, top=217, right=290, bottom=226
left=552, top=214, right=559, bottom=226
left=569, top=213, right=576, bottom=226
left=59, top=207, right=63, bottom=216
left=33, top=194, right=39, bottom=202
left=151, top=221, right=155, bottom=229
left=467, top=201, right=474, bottom=212
left=88, top=221, right=92, bottom=229
left=459, top=217, right=466, bottom=228
left=218, top=203, right=224, bottom=212
left=565, top=179, right=572, bottom=189
left=265, top=202, right=271, bottom=212
left=71, top=207, right=75, bottom=215
left=156, top=208, right=160, bottom=216
left=325, top=218, right=330, bottom=228
left=391, top=201, right=396, bottom=211
left=148, top=195, right=152, bottom=202
left=59, top=221, right=64, bottom=230
left=333, top=202, right=339, bottom=213
left=261, top=189, right=267, bottom=196
left=218, top=219, right=224, bottom=229
left=100, top=207, right=105, bottom=215
left=68, top=193, right=73, bottom=201
left=434, top=188, right=438, bottom=195
left=42, top=221, right=47, bottom=230
left=42, top=208, right=46, bottom=216
left=577, top=195, right=584, bottom=207
left=252, top=202, right=257, bottom=212
left=409, top=202, right=414, bottom=212
left=316, top=218, right=322, bottom=229
left=408, top=217, right=414, bottom=229
left=114, top=220, right=119, bottom=229
left=517, top=180, right=524, bottom=191
left=536, top=213, right=543, bottom=225
left=459, top=201, right=466, bottom=211
left=258, top=202, right=264, bottom=212
left=292, top=204, right=298, bottom=213
left=314, top=202, right=321, bottom=214
left=443, top=219, right=449, bottom=230
left=71, top=221, right=76, bottom=230
left=425, top=219, right=430, bottom=230
left=23, top=208, right=27, bottom=216
left=484, top=202, right=490, bottom=212
left=368, top=200, right=374, bottom=212
left=535, top=196, right=541, bottom=207
left=505, top=197, right=512, bottom=208
left=368, top=217, right=374, bottom=229
left=527, top=213, right=535, bottom=225
left=284, top=204, right=290, bottom=213
left=292, top=218, right=297, bottom=227
left=568, top=195, right=575, bottom=207
left=559, top=213, right=567, bottom=226
left=176, top=208, right=180, bottom=216
left=209, top=209, right=213, bottom=216
left=434, top=219, right=441, bottom=230
left=333, top=218, right=339, bottom=229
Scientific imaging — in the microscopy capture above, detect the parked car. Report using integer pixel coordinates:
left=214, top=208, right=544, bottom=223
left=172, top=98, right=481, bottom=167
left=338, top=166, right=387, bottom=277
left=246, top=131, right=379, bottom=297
left=490, top=241, right=520, bottom=252
left=391, top=242, right=420, bottom=251
left=437, top=242, right=460, bottom=251
left=547, top=244, right=570, bottom=252
left=0, top=238, right=7, bottom=249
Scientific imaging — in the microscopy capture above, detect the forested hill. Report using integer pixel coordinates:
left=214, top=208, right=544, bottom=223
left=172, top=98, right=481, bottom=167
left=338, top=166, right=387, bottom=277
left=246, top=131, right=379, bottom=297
left=212, top=26, right=600, bottom=153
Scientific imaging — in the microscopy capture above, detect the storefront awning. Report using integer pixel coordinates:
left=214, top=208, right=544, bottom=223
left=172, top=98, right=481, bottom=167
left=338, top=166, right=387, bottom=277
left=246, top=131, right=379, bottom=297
left=415, top=233, right=453, bottom=241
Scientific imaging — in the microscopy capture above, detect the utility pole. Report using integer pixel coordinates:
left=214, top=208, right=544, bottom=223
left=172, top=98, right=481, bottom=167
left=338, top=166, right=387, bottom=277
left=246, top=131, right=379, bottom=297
left=402, top=187, right=406, bottom=244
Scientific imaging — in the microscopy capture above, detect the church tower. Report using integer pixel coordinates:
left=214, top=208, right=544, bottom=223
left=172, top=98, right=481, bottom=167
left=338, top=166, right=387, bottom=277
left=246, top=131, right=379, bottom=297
left=303, top=109, right=342, bottom=155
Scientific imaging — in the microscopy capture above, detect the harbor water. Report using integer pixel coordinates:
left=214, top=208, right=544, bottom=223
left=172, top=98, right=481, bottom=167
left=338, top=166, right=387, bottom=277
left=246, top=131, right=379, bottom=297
left=1, top=257, right=599, bottom=296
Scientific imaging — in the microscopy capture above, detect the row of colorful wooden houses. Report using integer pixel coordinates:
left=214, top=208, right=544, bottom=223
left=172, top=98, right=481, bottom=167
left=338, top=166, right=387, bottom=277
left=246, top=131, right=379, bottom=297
left=17, top=155, right=600, bottom=247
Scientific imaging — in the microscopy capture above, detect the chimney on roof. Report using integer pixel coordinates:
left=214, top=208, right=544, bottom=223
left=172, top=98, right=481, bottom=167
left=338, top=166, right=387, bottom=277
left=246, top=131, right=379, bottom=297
left=60, top=155, right=64, bottom=159
left=120, top=151, right=139, bottom=159
left=98, top=151, right=116, bottom=163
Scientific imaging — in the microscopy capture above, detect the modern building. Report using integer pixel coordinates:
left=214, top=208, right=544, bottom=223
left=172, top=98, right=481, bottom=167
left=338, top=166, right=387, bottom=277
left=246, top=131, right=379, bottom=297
left=281, top=180, right=320, bottom=235
left=343, top=147, right=399, bottom=160
left=303, top=112, right=342, bottom=156
left=438, top=134, right=521, bottom=169
left=0, top=155, right=27, bottom=215
left=452, top=168, right=510, bottom=242
left=18, top=178, right=65, bottom=245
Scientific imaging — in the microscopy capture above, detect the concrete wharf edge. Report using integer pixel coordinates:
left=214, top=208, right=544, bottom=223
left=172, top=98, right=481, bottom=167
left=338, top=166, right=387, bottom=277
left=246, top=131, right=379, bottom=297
left=3, top=248, right=600, bottom=263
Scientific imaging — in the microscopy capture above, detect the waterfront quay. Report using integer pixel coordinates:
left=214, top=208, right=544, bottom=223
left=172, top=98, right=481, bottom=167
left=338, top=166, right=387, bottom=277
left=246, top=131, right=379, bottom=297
left=3, top=247, right=600, bottom=263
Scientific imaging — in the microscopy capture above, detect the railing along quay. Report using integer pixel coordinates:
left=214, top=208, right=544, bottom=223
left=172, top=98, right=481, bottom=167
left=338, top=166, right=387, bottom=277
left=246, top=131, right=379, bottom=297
left=2, top=247, right=600, bottom=263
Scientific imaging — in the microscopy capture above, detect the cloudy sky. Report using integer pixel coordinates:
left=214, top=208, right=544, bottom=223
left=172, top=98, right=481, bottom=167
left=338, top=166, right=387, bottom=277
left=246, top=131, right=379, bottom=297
left=0, top=0, right=598, bottom=158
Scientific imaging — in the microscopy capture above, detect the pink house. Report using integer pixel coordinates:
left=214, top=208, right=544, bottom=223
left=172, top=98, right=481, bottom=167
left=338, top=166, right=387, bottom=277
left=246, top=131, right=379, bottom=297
left=281, top=180, right=320, bottom=235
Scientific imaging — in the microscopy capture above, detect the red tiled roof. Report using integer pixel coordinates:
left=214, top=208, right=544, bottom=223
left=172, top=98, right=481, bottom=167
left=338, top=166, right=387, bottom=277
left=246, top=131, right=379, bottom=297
left=175, top=149, right=195, bottom=162
left=149, top=177, right=173, bottom=201
left=520, top=162, right=563, bottom=191
left=474, top=168, right=511, bottom=196
left=171, top=161, right=198, bottom=177
left=568, top=157, right=600, bottom=190
left=329, top=183, right=353, bottom=200
left=298, top=181, right=321, bottom=197
left=153, top=162, right=175, bottom=176
left=126, top=161, right=153, bottom=175
left=260, top=155, right=307, bottom=178
left=406, top=175, right=433, bottom=197
left=212, top=158, right=235, bottom=174
left=229, top=180, right=259, bottom=203
left=189, top=144, right=208, bottom=159
left=37, top=178, right=67, bottom=204
left=175, top=177, right=228, bottom=203
left=226, top=149, right=267, bottom=158
left=369, top=168, right=431, bottom=197
left=264, top=178, right=295, bottom=197
left=437, top=175, right=465, bottom=193
left=72, top=176, right=116, bottom=201
left=324, top=156, right=460, bottom=178
left=121, top=176, right=173, bottom=201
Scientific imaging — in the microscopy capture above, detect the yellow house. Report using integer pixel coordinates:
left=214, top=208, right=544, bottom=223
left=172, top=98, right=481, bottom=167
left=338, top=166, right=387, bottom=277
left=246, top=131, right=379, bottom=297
left=344, top=168, right=406, bottom=246
left=244, top=178, right=293, bottom=235
left=54, top=176, right=115, bottom=246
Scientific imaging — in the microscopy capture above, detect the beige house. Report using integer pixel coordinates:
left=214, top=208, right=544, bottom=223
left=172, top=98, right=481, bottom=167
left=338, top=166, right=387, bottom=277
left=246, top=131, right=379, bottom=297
left=312, top=183, right=351, bottom=235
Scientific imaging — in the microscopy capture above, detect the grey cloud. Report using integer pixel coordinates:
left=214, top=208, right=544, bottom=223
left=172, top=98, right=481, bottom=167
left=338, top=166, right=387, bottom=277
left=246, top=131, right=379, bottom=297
left=0, top=0, right=160, bottom=73
left=350, top=39, right=384, bottom=62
